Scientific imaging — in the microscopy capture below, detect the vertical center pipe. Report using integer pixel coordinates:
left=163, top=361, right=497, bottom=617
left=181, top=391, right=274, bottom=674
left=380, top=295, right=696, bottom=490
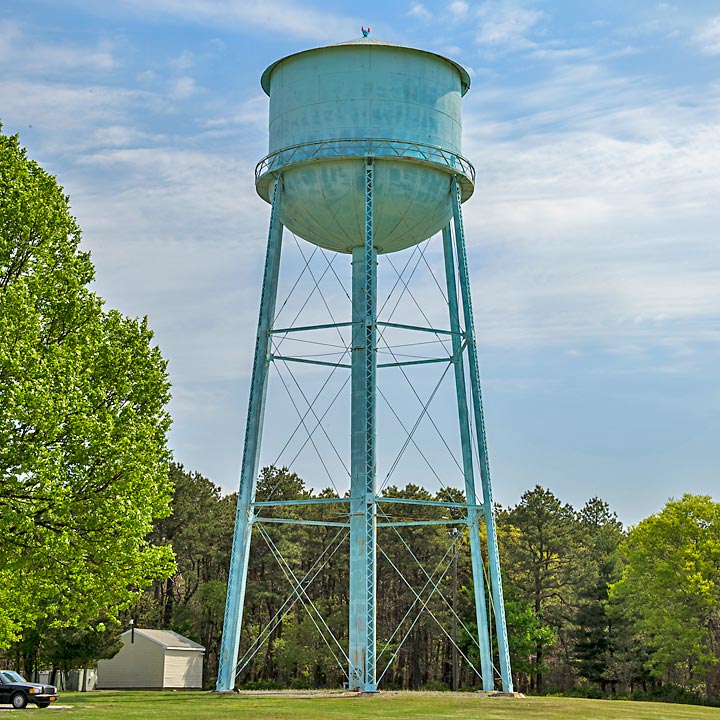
left=349, top=158, right=377, bottom=692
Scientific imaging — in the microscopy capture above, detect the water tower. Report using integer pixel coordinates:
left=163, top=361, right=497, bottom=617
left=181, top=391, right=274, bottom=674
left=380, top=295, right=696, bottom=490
left=217, top=33, right=513, bottom=694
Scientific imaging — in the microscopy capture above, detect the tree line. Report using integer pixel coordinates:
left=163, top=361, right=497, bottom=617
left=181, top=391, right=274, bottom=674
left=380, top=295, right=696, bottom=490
left=3, top=460, right=718, bottom=705
left=14, top=462, right=714, bottom=704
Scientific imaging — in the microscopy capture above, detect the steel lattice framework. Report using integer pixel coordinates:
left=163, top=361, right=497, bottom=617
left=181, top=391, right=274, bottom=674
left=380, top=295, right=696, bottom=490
left=216, top=150, right=514, bottom=694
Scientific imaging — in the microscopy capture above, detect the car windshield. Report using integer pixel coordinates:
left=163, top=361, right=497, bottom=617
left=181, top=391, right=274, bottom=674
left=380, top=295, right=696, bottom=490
left=0, top=671, right=26, bottom=683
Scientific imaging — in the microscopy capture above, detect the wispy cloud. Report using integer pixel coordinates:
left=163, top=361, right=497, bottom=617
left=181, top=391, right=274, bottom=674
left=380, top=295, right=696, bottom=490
left=0, top=31, right=223, bottom=157
left=693, top=16, right=720, bottom=55
left=90, top=125, right=163, bottom=148
left=204, top=94, right=268, bottom=135
left=70, top=144, right=269, bottom=382
left=408, top=3, right=433, bottom=21
left=448, top=1, right=470, bottom=19
left=170, top=76, right=200, bottom=100
left=458, top=61, right=720, bottom=352
left=531, top=46, right=592, bottom=60
left=475, top=1, right=544, bottom=51
left=407, top=0, right=546, bottom=55
left=110, top=0, right=359, bottom=41
left=0, top=79, right=146, bottom=146
left=170, top=50, right=195, bottom=70
left=0, top=19, right=116, bottom=74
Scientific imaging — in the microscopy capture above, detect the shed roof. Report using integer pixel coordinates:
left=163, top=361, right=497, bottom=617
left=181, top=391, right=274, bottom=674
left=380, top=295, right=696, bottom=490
left=121, top=629, right=205, bottom=652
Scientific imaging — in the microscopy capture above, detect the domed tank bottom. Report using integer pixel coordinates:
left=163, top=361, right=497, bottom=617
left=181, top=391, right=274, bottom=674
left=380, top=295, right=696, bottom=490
left=275, top=159, right=456, bottom=254
left=255, top=138, right=475, bottom=255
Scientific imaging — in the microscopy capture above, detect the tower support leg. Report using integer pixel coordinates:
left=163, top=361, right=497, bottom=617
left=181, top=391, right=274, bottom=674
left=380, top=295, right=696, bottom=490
left=442, top=224, right=494, bottom=691
left=450, top=178, right=514, bottom=693
left=348, top=158, right=377, bottom=692
left=216, top=176, right=285, bottom=692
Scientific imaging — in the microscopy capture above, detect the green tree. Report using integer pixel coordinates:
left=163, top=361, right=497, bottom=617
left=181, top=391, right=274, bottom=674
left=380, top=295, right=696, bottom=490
left=497, top=486, right=582, bottom=693
left=573, top=498, right=624, bottom=692
left=609, top=494, right=720, bottom=700
left=0, top=126, right=175, bottom=646
left=43, top=622, right=122, bottom=690
left=503, top=586, right=557, bottom=690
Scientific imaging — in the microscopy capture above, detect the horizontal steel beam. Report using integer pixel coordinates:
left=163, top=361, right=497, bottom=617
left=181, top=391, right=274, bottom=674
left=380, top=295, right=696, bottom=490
left=253, top=498, right=350, bottom=507
left=271, top=321, right=354, bottom=335
left=377, top=519, right=468, bottom=528
left=377, top=321, right=460, bottom=336
left=272, top=355, right=453, bottom=370
left=254, top=517, right=350, bottom=528
left=271, top=355, right=351, bottom=369
left=377, top=497, right=484, bottom=510
left=377, top=357, right=452, bottom=369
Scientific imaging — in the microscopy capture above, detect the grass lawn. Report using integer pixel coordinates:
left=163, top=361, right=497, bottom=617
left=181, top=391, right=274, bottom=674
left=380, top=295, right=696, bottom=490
left=9, top=690, right=719, bottom=719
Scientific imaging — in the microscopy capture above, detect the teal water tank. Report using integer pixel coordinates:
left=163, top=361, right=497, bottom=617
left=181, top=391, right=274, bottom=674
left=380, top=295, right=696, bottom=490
left=256, top=36, right=474, bottom=255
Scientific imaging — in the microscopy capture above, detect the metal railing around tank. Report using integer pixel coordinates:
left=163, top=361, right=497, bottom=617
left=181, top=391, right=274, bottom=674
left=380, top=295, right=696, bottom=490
left=255, top=137, right=475, bottom=199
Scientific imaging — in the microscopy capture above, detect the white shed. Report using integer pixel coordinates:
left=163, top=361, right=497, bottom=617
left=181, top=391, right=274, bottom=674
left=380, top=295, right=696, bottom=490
left=96, top=629, right=205, bottom=689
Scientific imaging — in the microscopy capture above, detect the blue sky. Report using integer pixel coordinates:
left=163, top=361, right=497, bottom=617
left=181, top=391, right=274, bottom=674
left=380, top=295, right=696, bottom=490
left=2, top=0, right=718, bottom=525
